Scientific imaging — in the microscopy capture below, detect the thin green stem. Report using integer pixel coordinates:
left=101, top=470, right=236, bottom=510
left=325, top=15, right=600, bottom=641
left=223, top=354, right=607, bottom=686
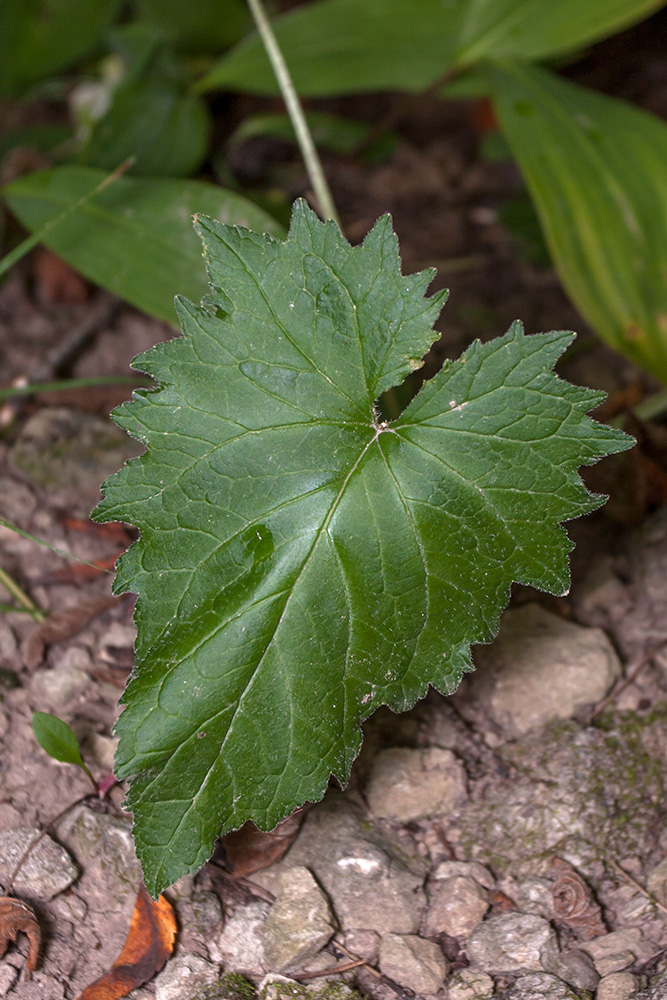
left=0, top=158, right=134, bottom=280
left=0, top=518, right=115, bottom=573
left=245, top=0, right=340, bottom=226
left=0, top=375, right=143, bottom=401
left=0, top=567, right=45, bottom=622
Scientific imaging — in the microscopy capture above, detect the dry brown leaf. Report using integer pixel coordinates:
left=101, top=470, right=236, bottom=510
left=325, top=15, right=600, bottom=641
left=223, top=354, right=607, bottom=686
left=220, top=808, right=306, bottom=876
left=488, top=889, right=517, bottom=914
left=76, top=884, right=176, bottom=1000
left=551, top=857, right=606, bottom=940
left=0, top=896, right=40, bottom=980
left=22, top=595, right=118, bottom=669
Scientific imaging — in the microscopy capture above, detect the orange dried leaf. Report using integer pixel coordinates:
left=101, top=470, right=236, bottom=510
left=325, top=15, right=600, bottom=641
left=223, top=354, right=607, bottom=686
left=0, top=896, right=40, bottom=980
left=76, top=885, right=176, bottom=1000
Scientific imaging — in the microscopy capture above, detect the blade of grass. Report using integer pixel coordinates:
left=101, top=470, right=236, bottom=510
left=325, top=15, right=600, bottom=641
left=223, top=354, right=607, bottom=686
left=0, top=566, right=45, bottom=622
left=0, top=158, right=134, bottom=280
left=0, top=518, right=114, bottom=573
left=0, top=375, right=145, bottom=401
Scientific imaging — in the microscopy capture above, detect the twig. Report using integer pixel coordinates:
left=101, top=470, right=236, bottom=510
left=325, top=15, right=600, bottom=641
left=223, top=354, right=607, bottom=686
left=330, top=939, right=415, bottom=1000
left=292, top=959, right=366, bottom=980
left=610, top=860, right=667, bottom=918
left=0, top=566, right=45, bottom=622
left=245, top=0, right=340, bottom=226
left=585, top=637, right=667, bottom=724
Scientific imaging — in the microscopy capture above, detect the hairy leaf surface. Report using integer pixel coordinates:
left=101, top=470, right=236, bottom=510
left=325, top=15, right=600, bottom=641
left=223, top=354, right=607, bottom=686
left=95, top=201, right=630, bottom=894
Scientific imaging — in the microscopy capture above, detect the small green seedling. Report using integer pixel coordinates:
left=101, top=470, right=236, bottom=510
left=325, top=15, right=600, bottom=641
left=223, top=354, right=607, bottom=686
left=32, top=711, right=97, bottom=791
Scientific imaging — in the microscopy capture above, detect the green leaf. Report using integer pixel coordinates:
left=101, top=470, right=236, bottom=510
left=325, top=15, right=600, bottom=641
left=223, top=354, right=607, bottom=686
left=198, top=0, right=665, bottom=96
left=80, top=26, right=211, bottom=177
left=4, top=166, right=284, bottom=323
left=490, top=62, right=667, bottom=384
left=93, top=201, right=631, bottom=895
left=133, top=0, right=252, bottom=54
left=0, top=0, right=122, bottom=97
left=32, top=712, right=86, bottom=769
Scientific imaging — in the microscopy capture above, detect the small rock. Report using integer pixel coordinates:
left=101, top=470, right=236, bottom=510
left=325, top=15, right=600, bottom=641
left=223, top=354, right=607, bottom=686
left=56, top=893, right=87, bottom=923
left=262, top=867, right=334, bottom=973
left=582, top=930, right=654, bottom=977
left=10, top=407, right=140, bottom=493
left=366, top=747, right=467, bottom=822
left=153, top=954, right=219, bottom=1000
left=250, top=795, right=427, bottom=935
left=467, top=913, right=558, bottom=973
left=424, top=876, right=489, bottom=937
left=259, top=974, right=304, bottom=1000
left=84, top=733, right=117, bottom=772
left=31, top=651, right=90, bottom=707
left=7, top=971, right=65, bottom=999
left=503, top=972, right=579, bottom=999
left=461, top=604, right=621, bottom=737
left=0, top=964, right=17, bottom=996
left=0, top=620, right=17, bottom=662
left=515, top=877, right=554, bottom=918
left=258, top=973, right=359, bottom=1000
left=57, top=804, right=140, bottom=900
left=432, top=861, right=494, bottom=889
left=0, top=827, right=77, bottom=899
left=597, top=972, right=639, bottom=1000
left=216, top=902, right=270, bottom=975
left=378, top=933, right=449, bottom=994
left=647, top=858, right=667, bottom=906
left=447, top=968, right=494, bottom=1000
left=547, top=949, right=599, bottom=991
left=344, top=929, right=380, bottom=963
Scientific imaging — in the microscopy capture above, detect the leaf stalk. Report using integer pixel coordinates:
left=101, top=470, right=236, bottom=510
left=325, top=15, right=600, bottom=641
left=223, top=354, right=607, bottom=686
left=245, top=0, right=340, bottom=226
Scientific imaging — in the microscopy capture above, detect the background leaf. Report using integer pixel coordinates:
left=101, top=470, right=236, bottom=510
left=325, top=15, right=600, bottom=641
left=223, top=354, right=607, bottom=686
left=94, top=202, right=630, bottom=894
left=32, top=711, right=86, bottom=769
left=133, top=0, right=251, bottom=54
left=198, top=0, right=665, bottom=96
left=0, top=0, right=123, bottom=97
left=490, top=62, right=667, bottom=384
left=4, top=166, right=284, bottom=323
left=80, top=26, right=211, bottom=177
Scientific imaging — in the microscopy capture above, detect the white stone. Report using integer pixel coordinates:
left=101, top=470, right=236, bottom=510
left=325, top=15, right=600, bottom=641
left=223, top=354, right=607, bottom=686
left=432, top=860, right=494, bottom=888
left=424, top=876, right=489, bottom=937
left=216, top=902, right=270, bottom=975
left=153, top=953, right=219, bottom=1000
left=0, top=827, right=77, bottom=899
left=0, top=963, right=17, bottom=996
left=582, top=929, right=656, bottom=977
left=447, top=968, right=494, bottom=1000
left=379, top=934, right=449, bottom=994
left=32, top=648, right=90, bottom=707
left=596, top=972, right=639, bottom=1000
left=467, top=913, right=559, bottom=973
left=366, top=746, right=467, bottom=822
left=648, top=857, right=667, bottom=906
left=463, top=604, right=622, bottom=737
left=262, top=867, right=334, bottom=973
